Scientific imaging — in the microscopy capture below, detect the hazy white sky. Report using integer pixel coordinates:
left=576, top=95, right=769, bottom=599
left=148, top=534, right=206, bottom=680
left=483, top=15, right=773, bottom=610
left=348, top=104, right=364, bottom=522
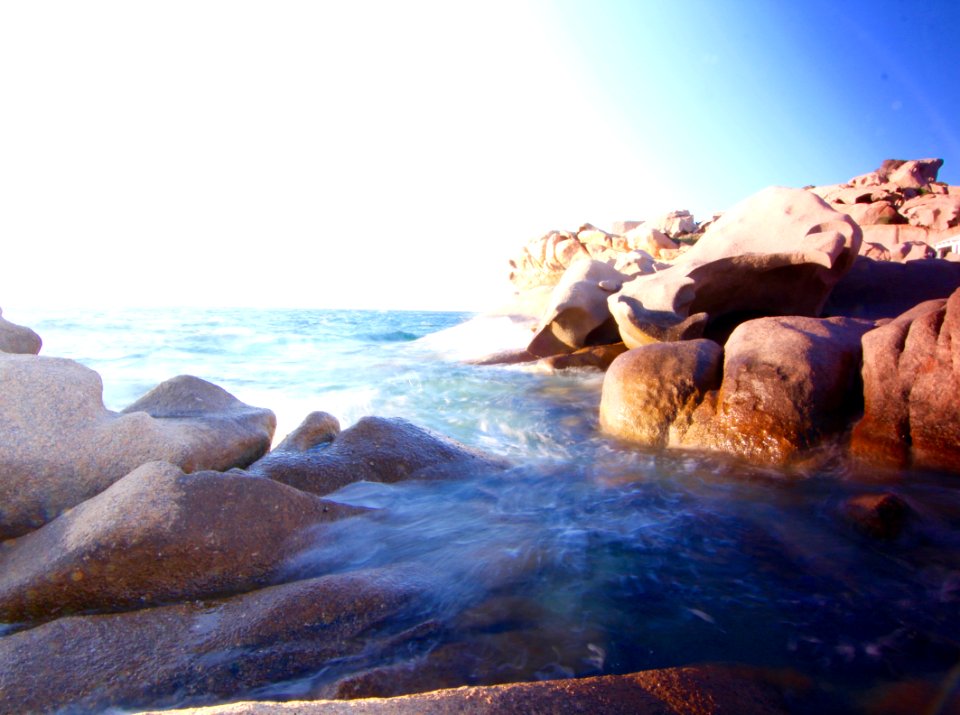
left=2, top=1, right=958, bottom=312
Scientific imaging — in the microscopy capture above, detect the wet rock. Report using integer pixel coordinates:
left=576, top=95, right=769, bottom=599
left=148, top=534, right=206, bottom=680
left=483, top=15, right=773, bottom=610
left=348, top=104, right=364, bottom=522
left=527, top=259, right=626, bottom=358
left=852, top=290, right=960, bottom=472
left=0, top=461, right=361, bottom=622
left=609, top=187, right=861, bottom=348
left=823, top=257, right=960, bottom=320
left=677, top=316, right=874, bottom=465
left=0, top=359, right=275, bottom=539
left=274, top=411, right=341, bottom=452
left=539, top=343, right=628, bottom=371
left=0, top=308, right=41, bottom=354
left=0, top=567, right=427, bottom=714
left=599, top=340, right=723, bottom=447
left=140, top=665, right=790, bottom=714
left=842, top=493, right=910, bottom=539
left=248, top=416, right=505, bottom=496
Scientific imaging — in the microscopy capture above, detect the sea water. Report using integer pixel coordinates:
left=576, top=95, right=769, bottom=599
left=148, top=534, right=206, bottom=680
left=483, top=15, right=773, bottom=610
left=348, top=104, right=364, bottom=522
left=12, top=307, right=960, bottom=710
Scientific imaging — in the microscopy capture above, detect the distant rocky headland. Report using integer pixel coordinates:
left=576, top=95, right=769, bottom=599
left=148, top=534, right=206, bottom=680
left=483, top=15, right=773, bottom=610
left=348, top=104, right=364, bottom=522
left=1, top=158, right=959, bottom=714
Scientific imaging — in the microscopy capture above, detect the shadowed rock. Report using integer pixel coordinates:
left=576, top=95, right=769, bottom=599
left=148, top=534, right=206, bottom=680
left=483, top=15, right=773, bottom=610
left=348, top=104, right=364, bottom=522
left=842, top=493, right=911, bottom=540
left=0, top=568, right=428, bottom=714
left=609, top=187, right=861, bottom=348
left=852, top=290, right=960, bottom=472
left=248, top=416, right=506, bottom=496
left=539, top=343, right=628, bottom=371
left=0, top=461, right=362, bottom=622
left=0, top=359, right=275, bottom=539
left=0, top=308, right=41, bottom=354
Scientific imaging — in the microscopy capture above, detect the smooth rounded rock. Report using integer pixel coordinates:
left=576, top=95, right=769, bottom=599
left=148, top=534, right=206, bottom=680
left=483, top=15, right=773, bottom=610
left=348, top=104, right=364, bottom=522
left=0, top=308, right=41, bottom=355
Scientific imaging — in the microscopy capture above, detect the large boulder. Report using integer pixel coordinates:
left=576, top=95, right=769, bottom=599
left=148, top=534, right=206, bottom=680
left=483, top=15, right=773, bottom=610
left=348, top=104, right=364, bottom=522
left=599, top=340, right=723, bottom=447
left=608, top=187, right=862, bottom=348
left=0, top=359, right=275, bottom=539
left=0, top=308, right=41, bottom=355
left=0, top=567, right=427, bottom=714
left=676, top=316, right=874, bottom=465
left=527, top=259, right=626, bottom=358
left=0, top=461, right=361, bottom=622
left=248, top=416, right=505, bottom=496
left=823, top=257, right=960, bottom=320
left=851, top=290, right=960, bottom=472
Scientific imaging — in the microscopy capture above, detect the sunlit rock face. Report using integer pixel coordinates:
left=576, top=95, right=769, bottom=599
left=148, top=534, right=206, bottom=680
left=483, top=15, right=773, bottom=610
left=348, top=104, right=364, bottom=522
left=852, top=289, right=960, bottom=472
left=0, top=360, right=275, bottom=539
left=0, top=308, right=41, bottom=355
left=247, top=415, right=506, bottom=496
left=0, top=461, right=361, bottom=622
left=527, top=259, right=626, bottom=358
left=608, top=187, right=862, bottom=349
left=601, top=317, right=873, bottom=466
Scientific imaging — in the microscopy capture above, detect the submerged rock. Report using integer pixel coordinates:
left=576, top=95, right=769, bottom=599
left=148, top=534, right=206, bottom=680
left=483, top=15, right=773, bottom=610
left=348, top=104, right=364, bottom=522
left=0, top=359, right=275, bottom=539
left=609, top=187, right=862, bottom=348
left=249, top=416, right=505, bottom=496
left=842, top=493, right=911, bottom=540
left=852, top=290, right=960, bottom=472
left=0, top=308, right=41, bottom=355
left=0, top=461, right=361, bottom=622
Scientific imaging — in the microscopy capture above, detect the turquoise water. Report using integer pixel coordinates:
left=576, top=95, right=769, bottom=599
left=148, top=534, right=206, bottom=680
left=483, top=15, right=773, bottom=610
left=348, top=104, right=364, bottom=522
left=11, top=307, right=960, bottom=711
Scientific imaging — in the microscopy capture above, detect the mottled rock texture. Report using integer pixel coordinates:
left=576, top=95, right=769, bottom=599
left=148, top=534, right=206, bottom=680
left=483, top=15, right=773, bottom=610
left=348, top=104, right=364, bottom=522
left=0, top=308, right=41, bottom=354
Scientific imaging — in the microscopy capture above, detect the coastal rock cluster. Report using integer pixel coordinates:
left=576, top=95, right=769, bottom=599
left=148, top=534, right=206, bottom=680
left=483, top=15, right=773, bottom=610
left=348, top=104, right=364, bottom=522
left=500, top=159, right=960, bottom=472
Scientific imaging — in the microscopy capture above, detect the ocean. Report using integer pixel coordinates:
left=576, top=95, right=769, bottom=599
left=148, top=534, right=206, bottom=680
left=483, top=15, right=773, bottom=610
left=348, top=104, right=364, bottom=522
left=12, top=306, right=960, bottom=709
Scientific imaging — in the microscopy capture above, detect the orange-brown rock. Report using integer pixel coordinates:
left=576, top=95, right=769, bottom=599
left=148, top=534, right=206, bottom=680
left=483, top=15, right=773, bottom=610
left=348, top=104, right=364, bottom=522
left=540, top=342, right=628, bottom=371
left=842, top=493, right=911, bottom=539
left=852, top=290, right=960, bottom=472
left=0, top=461, right=361, bottom=622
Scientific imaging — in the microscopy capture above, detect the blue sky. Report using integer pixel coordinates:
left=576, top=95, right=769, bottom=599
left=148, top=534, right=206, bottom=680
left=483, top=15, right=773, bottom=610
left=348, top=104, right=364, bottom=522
left=1, top=1, right=957, bottom=311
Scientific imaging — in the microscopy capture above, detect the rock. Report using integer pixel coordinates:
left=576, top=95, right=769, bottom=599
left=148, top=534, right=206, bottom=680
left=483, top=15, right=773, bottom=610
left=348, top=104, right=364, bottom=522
left=508, top=230, right=589, bottom=290
left=609, top=187, right=862, bottom=348
left=899, top=241, right=936, bottom=262
left=623, top=225, right=679, bottom=258
left=274, top=411, right=341, bottom=452
left=852, top=290, right=960, bottom=472
left=599, top=340, right=723, bottom=447
left=539, top=342, right=628, bottom=371
left=677, top=316, right=874, bottom=465
left=834, top=201, right=904, bottom=226
left=0, top=567, right=427, bottom=714
left=651, top=209, right=697, bottom=237
left=0, top=461, right=361, bottom=622
left=860, top=242, right=893, bottom=261
left=136, top=665, right=790, bottom=714
left=0, top=308, right=41, bottom=354
left=860, top=224, right=934, bottom=255
left=823, top=257, right=960, bottom=320
left=248, top=416, right=505, bottom=496
left=0, top=359, right=276, bottom=539
left=900, top=194, right=960, bottom=231
left=842, top=493, right=910, bottom=539
left=887, top=158, right=943, bottom=189
left=527, top=259, right=626, bottom=358
left=613, top=249, right=665, bottom=278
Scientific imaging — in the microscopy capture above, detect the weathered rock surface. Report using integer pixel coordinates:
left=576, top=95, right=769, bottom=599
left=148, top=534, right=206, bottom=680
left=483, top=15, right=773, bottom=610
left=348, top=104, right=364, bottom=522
left=508, top=229, right=589, bottom=289
left=0, top=359, right=276, bottom=539
left=823, top=257, right=960, bottom=320
left=0, top=567, right=427, bottom=714
left=0, top=461, right=361, bottom=622
left=138, top=665, right=789, bottom=714
left=599, top=340, right=723, bottom=447
left=274, top=411, right=341, bottom=452
left=623, top=225, right=679, bottom=258
left=0, top=308, right=41, bottom=354
left=676, top=316, right=874, bottom=465
left=651, top=209, right=697, bottom=237
left=527, top=259, right=625, bottom=358
left=248, top=416, right=505, bottom=496
left=539, top=342, right=628, bottom=371
left=900, top=193, right=960, bottom=231
left=609, top=187, right=862, bottom=348
left=851, top=290, right=960, bottom=472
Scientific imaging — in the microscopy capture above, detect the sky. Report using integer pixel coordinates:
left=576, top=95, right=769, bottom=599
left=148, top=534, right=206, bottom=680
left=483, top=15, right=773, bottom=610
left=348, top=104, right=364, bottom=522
left=1, top=0, right=958, bottom=312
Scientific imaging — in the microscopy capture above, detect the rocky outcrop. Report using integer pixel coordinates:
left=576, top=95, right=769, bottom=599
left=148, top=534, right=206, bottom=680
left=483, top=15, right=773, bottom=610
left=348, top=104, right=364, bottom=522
left=0, top=359, right=276, bottom=539
left=608, top=187, right=862, bottom=348
left=527, top=259, right=625, bottom=358
left=0, top=461, right=361, bottom=622
left=851, top=290, right=960, bottom=471
left=140, top=665, right=790, bottom=714
left=0, top=567, right=427, bottom=714
left=248, top=416, right=505, bottom=496
left=601, top=317, right=874, bottom=465
left=0, top=308, right=41, bottom=355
